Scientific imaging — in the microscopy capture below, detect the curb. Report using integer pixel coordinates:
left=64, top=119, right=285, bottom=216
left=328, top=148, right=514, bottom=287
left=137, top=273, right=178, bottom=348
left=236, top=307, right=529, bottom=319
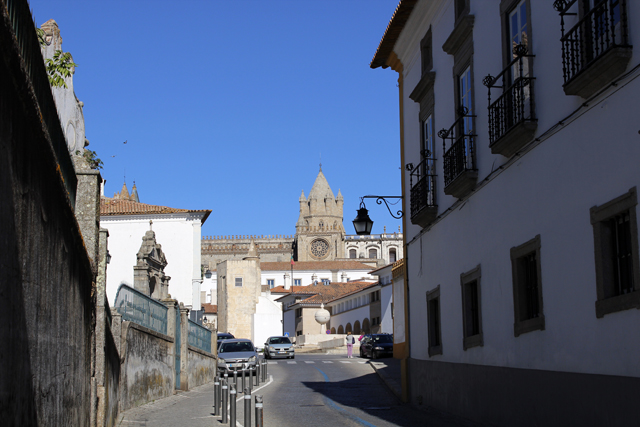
left=368, top=361, right=402, bottom=402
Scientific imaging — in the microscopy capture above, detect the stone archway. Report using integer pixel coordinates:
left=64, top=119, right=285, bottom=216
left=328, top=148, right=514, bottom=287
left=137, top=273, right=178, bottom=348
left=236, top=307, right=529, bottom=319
left=338, top=325, right=344, bottom=334
left=354, top=320, right=361, bottom=334
left=346, top=323, right=352, bottom=333
left=331, top=327, right=336, bottom=334
left=362, top=318, right=371, bottom=334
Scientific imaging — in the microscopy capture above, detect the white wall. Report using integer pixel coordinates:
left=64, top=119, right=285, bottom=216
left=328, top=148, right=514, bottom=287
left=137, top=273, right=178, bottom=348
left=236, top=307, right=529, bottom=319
left=380, top=284, right=393, bottom=334
left=393, top=276, right=405, bottom=343
left=396, top=0, right=640, bottom=378
left=253, top=295, right=283, bottom=348
left=260, top=268, right=374, bottom=289
left=102, top=213, right=204, bottom=308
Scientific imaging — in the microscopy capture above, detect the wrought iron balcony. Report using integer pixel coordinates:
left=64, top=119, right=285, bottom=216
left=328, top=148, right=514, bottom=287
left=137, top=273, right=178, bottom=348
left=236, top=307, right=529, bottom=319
left=439, top=107, right=478, bottom=199
left=408, top=157, right=437, bottom=228
left=483, top=47, right=537, bottom=158
left=554, top=0, right=632, bottom=98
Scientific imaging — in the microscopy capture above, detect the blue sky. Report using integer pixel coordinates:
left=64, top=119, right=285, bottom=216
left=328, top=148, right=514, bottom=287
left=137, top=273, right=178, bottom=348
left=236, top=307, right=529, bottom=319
left=29, top=0, right=403, bottom=237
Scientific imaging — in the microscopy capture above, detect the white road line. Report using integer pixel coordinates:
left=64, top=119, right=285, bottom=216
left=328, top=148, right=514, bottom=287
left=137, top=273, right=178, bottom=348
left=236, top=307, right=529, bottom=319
left=358, top=361, right=367, bottom=364
left=287, top=361, right=297, bottom=364
left=232, top=374, right=274, bottom=427
left=322, top=361, right=333, bottom=363
left=340, top=361, right=351, bottom=363
left=267, top=361, right=277, bottom=364
left=304, top=361, right=315, bottom=364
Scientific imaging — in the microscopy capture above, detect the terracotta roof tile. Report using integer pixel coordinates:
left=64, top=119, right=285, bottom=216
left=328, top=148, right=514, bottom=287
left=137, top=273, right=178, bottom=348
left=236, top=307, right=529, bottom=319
left=371, top=0, right=418, bottom=69
left=276, top=281, right=376, bottom=305
left=100, top=198, right=211, bottom=223
left=202, top=303, right=217, bottom=314
left=261, top=260, right=374, bottom=271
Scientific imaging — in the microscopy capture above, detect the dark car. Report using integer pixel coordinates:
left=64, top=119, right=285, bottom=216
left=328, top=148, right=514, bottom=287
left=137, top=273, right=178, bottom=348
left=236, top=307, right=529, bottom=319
left=359, top=334, right=393, bottom=359
left=217, top=332, right=235, bottom=349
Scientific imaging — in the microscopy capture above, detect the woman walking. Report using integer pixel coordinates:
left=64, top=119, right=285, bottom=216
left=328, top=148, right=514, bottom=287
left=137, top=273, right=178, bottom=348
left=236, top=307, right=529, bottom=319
left=346, top=331, right=355, bottom=358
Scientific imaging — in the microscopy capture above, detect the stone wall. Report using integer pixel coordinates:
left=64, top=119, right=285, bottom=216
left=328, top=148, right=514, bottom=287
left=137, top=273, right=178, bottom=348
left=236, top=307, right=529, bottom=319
left=118, top=322, right=175, bottom=412
left=187, top=346, right=217, bottom=388
left=0, top=3, right=94, bottom=424
left=202, top=235, right=294, bottom=268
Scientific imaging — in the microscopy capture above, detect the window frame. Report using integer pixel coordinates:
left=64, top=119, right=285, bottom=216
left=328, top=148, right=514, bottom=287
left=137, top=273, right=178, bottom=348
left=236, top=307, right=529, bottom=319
left=267, top=279, right=275, bottom=289
left=426, top=285, right=443, bottom=356
left=235, top=277, right=243, bottom=287
left=590, top=187, right=640, bottom=318
left=510, top=234, right=545, bottom=336
left=294, top=278, right=302, bottom=286
left=460, top=265, right=483, bottom=350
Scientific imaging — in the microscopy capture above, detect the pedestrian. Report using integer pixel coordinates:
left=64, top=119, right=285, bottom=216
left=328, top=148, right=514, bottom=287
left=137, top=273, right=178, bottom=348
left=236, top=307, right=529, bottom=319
left=346, top=331, right=355, bottom=358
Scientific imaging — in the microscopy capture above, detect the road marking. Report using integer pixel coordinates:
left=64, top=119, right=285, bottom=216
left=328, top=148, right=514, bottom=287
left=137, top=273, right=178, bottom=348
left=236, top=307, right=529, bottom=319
left=287, top=361, right=297, bottom=364
left=267, top=361, right=277, bottom=364
left=304, top=361, right=315, bottom=364
left=322, top=361, right=333, bottom=363
left=231, top=374, right=274, bottom=427
left=340, top=361, right=351, bottom=363
left=358, top=361, right=367, bottom=364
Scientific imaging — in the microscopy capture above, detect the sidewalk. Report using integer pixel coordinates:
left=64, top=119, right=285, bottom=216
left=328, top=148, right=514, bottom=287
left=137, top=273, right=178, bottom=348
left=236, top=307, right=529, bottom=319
left=368, top=357, right=402, bottom=401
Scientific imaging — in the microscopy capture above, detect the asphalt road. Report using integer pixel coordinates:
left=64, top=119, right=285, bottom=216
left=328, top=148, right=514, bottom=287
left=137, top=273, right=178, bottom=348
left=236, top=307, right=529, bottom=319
left=118, top=353, right=478, bottom=427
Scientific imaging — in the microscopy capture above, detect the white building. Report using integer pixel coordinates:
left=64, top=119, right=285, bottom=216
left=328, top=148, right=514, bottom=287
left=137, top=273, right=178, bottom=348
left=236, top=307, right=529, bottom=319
left=372, top=0, right=640, bottom=425
left=100, top=184, right=210, bottom=310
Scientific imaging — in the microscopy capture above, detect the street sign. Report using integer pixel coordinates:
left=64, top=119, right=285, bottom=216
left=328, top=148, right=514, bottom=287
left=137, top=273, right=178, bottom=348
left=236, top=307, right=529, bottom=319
left=284, top=332, right=289, bottom=337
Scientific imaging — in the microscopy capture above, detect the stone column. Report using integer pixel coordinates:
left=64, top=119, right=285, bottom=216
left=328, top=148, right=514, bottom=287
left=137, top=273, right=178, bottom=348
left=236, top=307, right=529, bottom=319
left=74, top=166, right=102, bottom=271
left=179, top=304, right=190, bottom=391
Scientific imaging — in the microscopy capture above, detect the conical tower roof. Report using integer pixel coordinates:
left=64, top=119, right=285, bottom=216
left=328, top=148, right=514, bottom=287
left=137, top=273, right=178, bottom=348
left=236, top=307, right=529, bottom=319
left=119, top=182, right=130, bottom=199
left=131, top=182, right=139, bottom=202
left=308, top=167, right=335, bottom=200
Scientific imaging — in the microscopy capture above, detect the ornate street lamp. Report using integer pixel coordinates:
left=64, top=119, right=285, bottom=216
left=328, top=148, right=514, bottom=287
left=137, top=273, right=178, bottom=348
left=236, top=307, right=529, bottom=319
left=352, top=196, right=403, bottom=236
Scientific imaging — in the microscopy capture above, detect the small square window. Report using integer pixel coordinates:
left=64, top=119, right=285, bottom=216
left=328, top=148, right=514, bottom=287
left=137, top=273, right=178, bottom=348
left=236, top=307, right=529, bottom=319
left=267, top=279, right=274, bottom=289
left=426, top=286, right=442, bottom=356
left=511, top=235, right=544, bottom=336
left=591, top=187, right=640, bottom=318
left=235, top=277, right=243, bottom=287
left=461, top=265, right=483, bottom=350
left=294, top=278, right=301, bottom=286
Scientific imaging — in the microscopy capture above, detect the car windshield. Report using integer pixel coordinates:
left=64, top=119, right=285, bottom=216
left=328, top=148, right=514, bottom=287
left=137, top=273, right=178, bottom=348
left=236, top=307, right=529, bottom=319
left=220, top=342, right=254, bottom=353
left=269, top=337, right=291, bottom=344
left=372, top=335, right=393, bottom=343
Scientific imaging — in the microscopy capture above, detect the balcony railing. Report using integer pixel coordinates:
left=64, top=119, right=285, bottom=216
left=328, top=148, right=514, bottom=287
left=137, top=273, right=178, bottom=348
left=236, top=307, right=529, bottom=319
left=439, top=107, right=476, bottom=189
left=484, top=48, right=536, bottom=148
left=554, top=0, right=630, bottom=86
left=408, top=157, right=437, bottom=226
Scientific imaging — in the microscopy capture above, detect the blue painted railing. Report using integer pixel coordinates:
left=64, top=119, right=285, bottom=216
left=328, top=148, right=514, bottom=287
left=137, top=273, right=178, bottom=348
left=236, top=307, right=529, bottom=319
left=188, top=319, right=212, bottom=353
left=114, top=284, right=168, bottom=335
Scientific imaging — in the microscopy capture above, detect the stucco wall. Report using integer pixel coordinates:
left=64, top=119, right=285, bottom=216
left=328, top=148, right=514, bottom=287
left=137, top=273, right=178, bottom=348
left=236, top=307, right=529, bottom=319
left=119, top=322, right=175, bottom=412
left=101, top=215, right=203, bottom=309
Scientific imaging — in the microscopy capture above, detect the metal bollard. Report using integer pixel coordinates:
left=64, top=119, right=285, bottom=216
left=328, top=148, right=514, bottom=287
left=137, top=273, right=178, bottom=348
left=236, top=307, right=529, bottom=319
left=264, top=358, right=268, bottom=378
left=248, top=366, right=253, bottom=392
left=214, top=376, right=220, bottom=414
left=229, top=384, right=237, bottom=427
left=221, top=380, right=228, bottom=423
left=215, top=378, right=222, bottom=416
left=233, top=368, right=238, bottom=388
left=241, top=365, right=246, bottom=392
left=244, top=387, right=251, bottom=427
left=255, top=395, right=264, bottom=427
left=254, top=363, right=259, bottom=386
left=262, top=359, right=268, bottom=382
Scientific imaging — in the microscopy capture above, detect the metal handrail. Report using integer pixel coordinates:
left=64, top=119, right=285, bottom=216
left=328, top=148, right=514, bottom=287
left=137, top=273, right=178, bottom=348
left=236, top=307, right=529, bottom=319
left=439, top=107, right=477, bottom=186
left=113, top=284, right=168, bottom=335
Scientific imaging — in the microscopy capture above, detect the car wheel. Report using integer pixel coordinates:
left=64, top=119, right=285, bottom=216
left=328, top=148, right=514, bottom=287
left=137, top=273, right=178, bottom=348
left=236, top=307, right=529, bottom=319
left=372, top=350, right=378, bottom=360
left=291, top=355, right=295, bottom=359
left=360, top=348, right=365, bottom=358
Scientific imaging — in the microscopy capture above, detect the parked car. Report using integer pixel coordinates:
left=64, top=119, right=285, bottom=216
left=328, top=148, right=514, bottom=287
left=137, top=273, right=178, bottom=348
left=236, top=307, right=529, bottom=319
left=359, top=334, right=393, bottom=359
left=217, top=332, right=235, bottom=349
left=217, top=338, right=258, bottom=375
left=263, top=336, right=295, bottom=359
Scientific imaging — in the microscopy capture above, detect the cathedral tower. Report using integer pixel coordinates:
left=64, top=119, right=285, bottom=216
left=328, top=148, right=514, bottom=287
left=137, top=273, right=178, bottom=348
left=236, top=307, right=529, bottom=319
left=294, top=167, right=345, bottom=261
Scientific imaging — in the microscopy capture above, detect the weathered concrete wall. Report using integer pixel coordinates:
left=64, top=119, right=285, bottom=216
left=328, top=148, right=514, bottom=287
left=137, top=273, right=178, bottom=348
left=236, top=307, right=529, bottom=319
left=119, top=322, right=174, bottom=412
left=102, top=319, right=120, bottom=427
left=0, top=3, right=94, bottom=424
left=187, top=346, right=216, bottom=388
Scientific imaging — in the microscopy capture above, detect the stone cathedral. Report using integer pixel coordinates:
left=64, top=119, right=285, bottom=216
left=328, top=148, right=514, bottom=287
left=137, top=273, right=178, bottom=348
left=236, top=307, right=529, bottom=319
left=201, top=168, right=403, bottom=269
